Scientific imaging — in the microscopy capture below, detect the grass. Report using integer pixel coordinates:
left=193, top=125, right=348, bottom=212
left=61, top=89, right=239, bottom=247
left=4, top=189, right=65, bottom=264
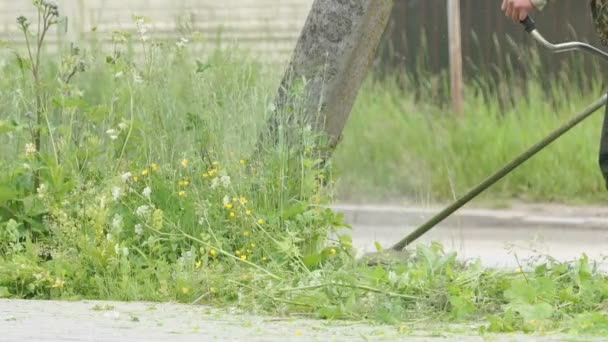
left=1, top=2, right=608, bottom=337
left=335, top=61, right=608, bottom=205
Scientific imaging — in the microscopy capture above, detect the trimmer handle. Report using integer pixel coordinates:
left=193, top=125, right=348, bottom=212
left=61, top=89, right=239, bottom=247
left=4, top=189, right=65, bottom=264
left=517, top=15, right=608, bottom=62
left=520, top=16, right=537, bottom=33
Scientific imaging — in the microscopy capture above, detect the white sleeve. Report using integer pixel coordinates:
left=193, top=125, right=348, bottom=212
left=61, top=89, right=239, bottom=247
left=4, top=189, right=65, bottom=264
left=531, top=0, right=548, bottom=10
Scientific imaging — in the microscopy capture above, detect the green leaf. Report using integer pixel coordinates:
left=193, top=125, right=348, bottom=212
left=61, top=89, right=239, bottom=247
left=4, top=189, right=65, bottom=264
left=511, top=302, right=554, bottom=321
left=374, top=241, right=383, bottom=252
left=0, top=186, right=18, bottom=204
left=22, top=195, right=47, bottom=217
left=505, top=279, right=536, bottom=304
left=0, top=286, right=11, bottom=298
left=338, top=234, right=352, bottom=249
left=303, top=253, right=321, bottom=269
left=0, top=120, right=20, bottom=134
left=280, top=202, right=307, bottom=220
left=195, top=60, right=212, bottom=73
left=450, top=295, right=475, bottom=321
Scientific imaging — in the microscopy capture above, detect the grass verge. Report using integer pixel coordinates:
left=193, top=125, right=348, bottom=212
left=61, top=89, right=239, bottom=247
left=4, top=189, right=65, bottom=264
left=0, top=3, right=607, bottom=337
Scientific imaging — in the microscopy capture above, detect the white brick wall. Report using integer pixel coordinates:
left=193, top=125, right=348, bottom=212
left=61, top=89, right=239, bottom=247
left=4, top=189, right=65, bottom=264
left=0, top=0, right=313, bottom=60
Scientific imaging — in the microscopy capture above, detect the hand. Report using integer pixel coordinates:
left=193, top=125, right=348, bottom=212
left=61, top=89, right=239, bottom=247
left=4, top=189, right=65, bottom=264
left=501, top=0, right=535, bottom=22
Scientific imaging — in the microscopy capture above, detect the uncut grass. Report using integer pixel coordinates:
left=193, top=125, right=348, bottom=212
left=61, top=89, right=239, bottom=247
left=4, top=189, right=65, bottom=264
left=335, top=54, right=608, bottom=204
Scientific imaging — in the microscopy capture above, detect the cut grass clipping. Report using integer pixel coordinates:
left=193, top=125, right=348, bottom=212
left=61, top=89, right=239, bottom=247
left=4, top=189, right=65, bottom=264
left=1, top=1, right=607, bottom=336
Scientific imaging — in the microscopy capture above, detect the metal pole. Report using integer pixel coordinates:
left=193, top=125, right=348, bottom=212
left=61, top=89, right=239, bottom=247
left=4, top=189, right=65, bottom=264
left=391, top=94, right=608, bottom=251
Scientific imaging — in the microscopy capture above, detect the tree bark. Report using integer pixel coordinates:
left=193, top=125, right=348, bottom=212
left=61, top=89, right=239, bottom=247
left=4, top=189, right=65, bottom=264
left=261, top=0, right=394, bottom=157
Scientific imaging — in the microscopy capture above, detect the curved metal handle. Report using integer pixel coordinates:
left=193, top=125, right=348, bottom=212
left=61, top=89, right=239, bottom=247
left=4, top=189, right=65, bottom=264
left=520, top=15, right=608, bottom=62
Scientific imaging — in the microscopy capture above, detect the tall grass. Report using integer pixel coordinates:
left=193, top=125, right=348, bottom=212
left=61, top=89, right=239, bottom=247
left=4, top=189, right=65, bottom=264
left=334, top=34, right=608, bottom=204
left=335, top=76, right=607, bottom=204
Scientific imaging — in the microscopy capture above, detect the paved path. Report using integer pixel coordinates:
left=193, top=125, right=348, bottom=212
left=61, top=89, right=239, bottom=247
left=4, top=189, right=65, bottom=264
left=0, top=299, right=600, bottom=342
left=2, top=203, right=608, bottom=341
left=337, top=203, right=608, bottom=269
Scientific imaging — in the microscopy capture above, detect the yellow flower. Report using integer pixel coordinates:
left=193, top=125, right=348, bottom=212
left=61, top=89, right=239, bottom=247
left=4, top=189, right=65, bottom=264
left=245, top=210, right=252, bottom=216
left=178, top=179, right=190, bottom=187
left=141, top=169, right=149, bottom=176
left=295, top=330, right=302, bottom=336
left=181, top=159, right=189, bottom=167
left=178, top=191, right=186, bottom=197
left=257, top=218, right=265, bottom=225
left=235, top=250, right=241, bottom=256
left=209, top=249, right=217, bottom=257
left=250, top=243, right=256, bottom=248
left=150, top=163, right=158, bottom=171
left=152, top=209, right=164, bottom=230
left=240, top=255, right=247, bottom=261
left=195, top=260, right=202, bottom=269
left=133, top=176, right=139, bottom=182
left=181, top=287, right=190, bottom=294
left=210, top=287, right=216, bottom=293
left=243, top=231, right=250, bottom=237
left=262, top=256, right=267, bottom=261
left=224, top=203, right=233, bottom=209
left=212, top=161, right=219, bottom=166
left=330, top=248, right=336, bottom=255
left=202, top=172, right=209, bottom=178
left=229, top=212, right=236, bottom=218
left=238, top=197, right=248, bottom=205
left=51, top=278, right=65, bottom=288
left=239, top=159, right=246, bottom=165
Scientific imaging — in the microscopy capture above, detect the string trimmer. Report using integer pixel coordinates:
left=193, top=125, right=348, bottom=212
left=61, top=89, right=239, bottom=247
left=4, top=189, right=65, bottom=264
left=386, top=16, right=608, bottom=253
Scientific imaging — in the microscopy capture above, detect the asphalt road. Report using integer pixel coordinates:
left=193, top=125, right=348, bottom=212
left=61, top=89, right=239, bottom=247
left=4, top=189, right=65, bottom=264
left=339, top=203, right=608, bottom=269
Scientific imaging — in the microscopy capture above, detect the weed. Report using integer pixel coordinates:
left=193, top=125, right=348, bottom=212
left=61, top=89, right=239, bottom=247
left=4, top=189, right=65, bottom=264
left=0, top=2, right=607, bottom=337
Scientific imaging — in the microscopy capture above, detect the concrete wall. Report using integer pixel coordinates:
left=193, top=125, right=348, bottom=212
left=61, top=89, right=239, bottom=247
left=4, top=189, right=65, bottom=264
left=0, top=0, right=313, bottom=60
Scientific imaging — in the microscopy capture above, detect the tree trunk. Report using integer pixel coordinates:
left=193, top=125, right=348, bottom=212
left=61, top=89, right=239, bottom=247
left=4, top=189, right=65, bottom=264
left=260, top=0, right=394, bottom=158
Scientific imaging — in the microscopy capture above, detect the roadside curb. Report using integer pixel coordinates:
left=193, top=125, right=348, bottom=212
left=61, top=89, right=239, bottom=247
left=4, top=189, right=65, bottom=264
left=331, top=203, right=608, bottom=230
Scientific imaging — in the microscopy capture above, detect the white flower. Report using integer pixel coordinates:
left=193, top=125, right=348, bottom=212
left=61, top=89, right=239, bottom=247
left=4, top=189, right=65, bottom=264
left=220, top=176, right=231, bottom=188
left=106, top=233, right=113, bottom=241
left=106, top=129, right=118, bottom=140
left=111, top=213, right=123, bottom=232
left=136, top=205, right=151, bottom=217
left=121, top=172, right=132, bottom=183
left=134, top=224, right=144, bottom=235
left=122, top=247, right=129, bottom=256
left=118, top=122, right=128, bottom=130
left=114, top=243, right=120, bottom=255
left=176, top=37, right=188, bottom=48
left=142, top=186, right=152, bottom=199
left=25, top=143, right=37, bottom=155
left=133, top=72, right=143, bottom=84
left=36, top=183, right=47, bottom=199
left=222, top=195, right=230, bottom=205
left=114, top=71, right=124, bottom=79
left=111, top=186, right=122, bottom=201
left=210, top=177, right=219, bottom=189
